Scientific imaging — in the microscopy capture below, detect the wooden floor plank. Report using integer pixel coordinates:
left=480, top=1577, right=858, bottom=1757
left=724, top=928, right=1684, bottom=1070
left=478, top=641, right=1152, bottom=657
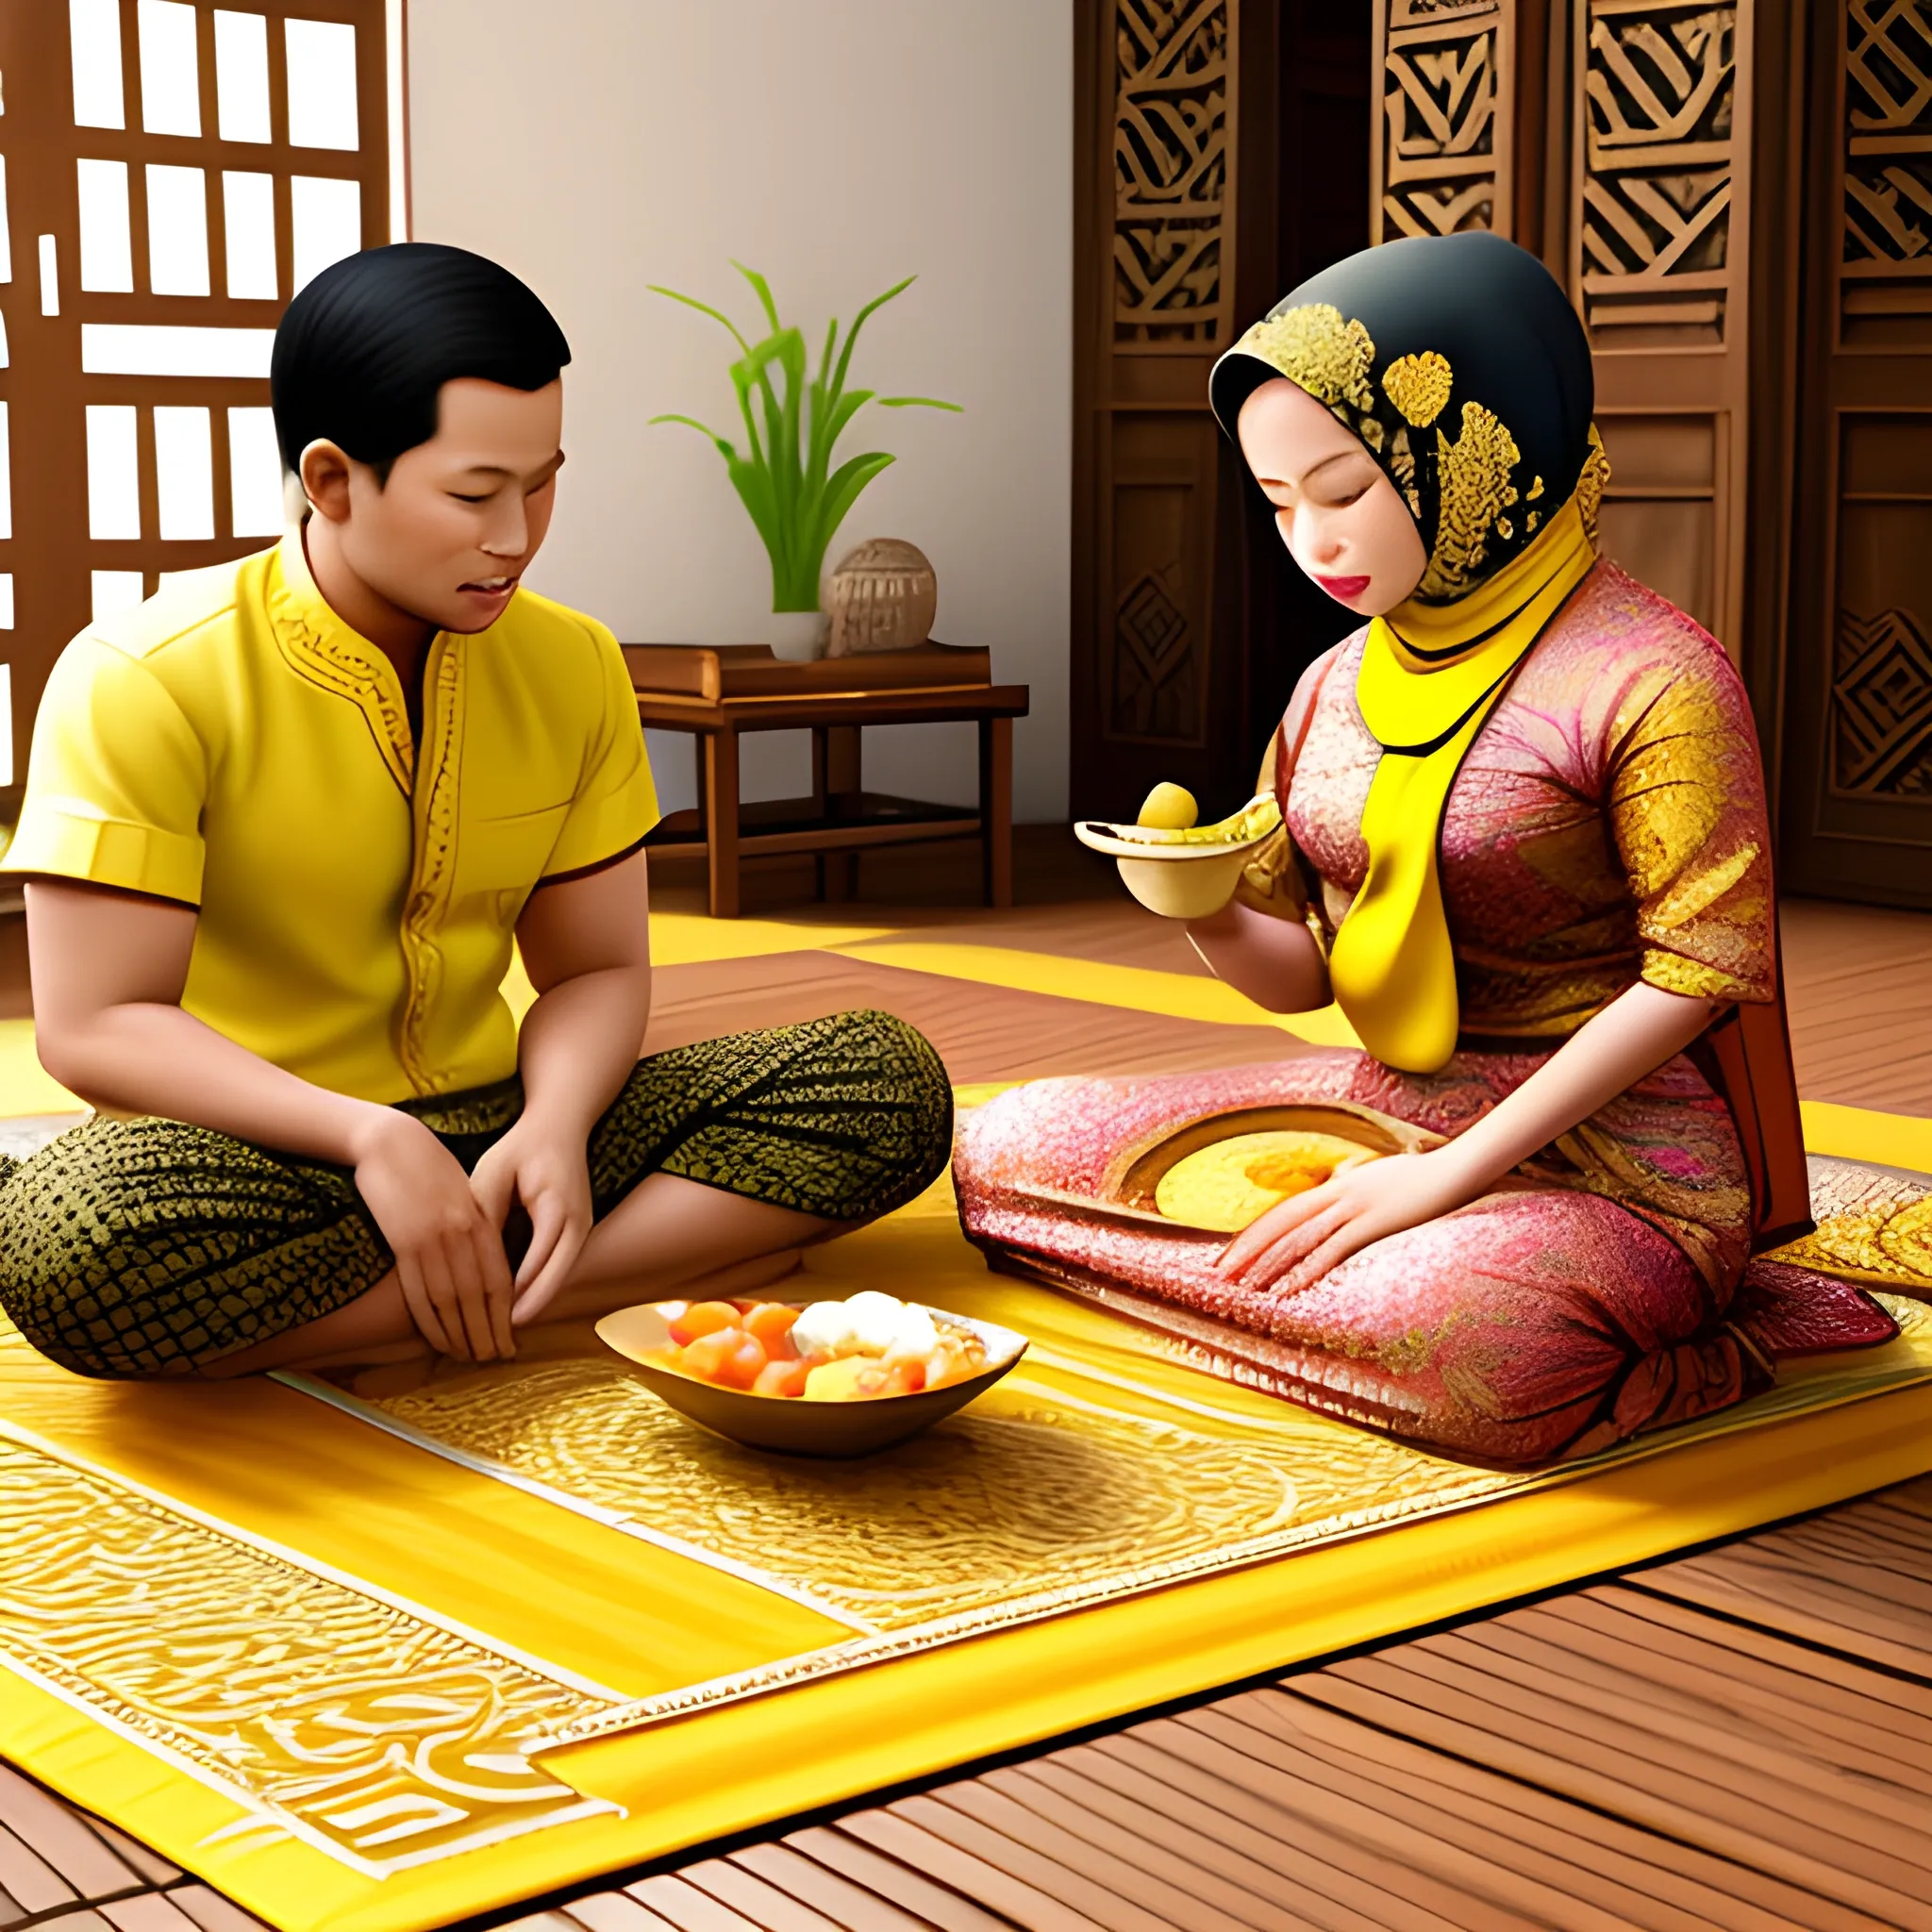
left=1293, top=1655, right=1926, bottom=1930
left=623, top=1873, right=768, bottom=1932
left=926, top=1780, right=1244, bottom=1932
left=1234, top=1688, right=1835, bottom=1932
left=563, top=1893, right=685, bottom=1932
left=643, top=951, right=1304, bottom=1086
left=781, top=1825, right=1016, bottom=1932
left=837, top=1809, right=1106, bottom=1932
left=676, top=1856, right=851, bottom=1932
left=726, top=1842, right=941, bottom=1932
left=984, top=1760, right=1314, bottom=1932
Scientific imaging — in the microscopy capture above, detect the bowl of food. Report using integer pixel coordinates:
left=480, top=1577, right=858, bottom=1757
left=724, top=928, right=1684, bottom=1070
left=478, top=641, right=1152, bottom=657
left=595, top=1290, right=1027, bottom=1457
left=1074, top=784, right=1281, bottom=920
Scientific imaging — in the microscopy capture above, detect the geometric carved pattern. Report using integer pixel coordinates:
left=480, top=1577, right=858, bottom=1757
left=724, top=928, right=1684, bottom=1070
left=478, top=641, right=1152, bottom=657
left=1114, top=564, right=1200, bottom=741
left=1113, top=0, right=1236, bottom=345
left=1577, top=2, right=1740, bottom=336
left=1834, top=607, right=1932, bottom=795
left=1844, top=0, right=1932, bottom=274
left=1375, top=0, right=1510, bottom=242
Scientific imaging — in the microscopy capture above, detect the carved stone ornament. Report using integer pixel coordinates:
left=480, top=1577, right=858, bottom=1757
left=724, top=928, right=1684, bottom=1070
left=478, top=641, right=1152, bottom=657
left=825, top=539, right=940, bottom=656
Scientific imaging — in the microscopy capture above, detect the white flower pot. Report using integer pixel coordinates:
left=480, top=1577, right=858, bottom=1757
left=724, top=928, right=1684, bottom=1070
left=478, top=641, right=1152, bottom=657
left=767, top=609, right=826, bottom=661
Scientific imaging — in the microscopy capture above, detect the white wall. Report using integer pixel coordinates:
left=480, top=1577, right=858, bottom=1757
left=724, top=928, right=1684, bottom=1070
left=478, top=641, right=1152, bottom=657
left=406, top=0, right=1073, bottom=822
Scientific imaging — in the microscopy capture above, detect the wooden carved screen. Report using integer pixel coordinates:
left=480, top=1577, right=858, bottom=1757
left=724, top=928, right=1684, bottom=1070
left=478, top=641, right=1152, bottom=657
left=1568, top=1, right=1754, bottom=658
left=0, top=0, right=391, bottom=824
left=1779, top=0, right=1932, bottom=908
left=1072, top=0, right=1239, bottom=820
left=1372, top=0, right=1515, bottom=242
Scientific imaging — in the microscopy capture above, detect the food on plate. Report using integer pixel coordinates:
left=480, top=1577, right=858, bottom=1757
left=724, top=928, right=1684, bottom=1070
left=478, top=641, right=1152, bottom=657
left=641, top=1290, right=988, bottom=1401
left=1105, top=791, right=1281, bottom=849
left=1154, top=1129, right=1384, bottom=1233
left=1136, top=781, right=1199, bottom=831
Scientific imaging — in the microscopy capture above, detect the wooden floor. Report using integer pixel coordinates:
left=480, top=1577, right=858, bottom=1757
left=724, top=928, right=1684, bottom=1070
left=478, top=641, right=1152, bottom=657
left=4, top=833, right=1932, bottom=1932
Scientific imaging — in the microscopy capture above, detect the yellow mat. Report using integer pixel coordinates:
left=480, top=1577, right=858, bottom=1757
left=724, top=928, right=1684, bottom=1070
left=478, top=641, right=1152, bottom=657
left=5, top=924, right=1932, bottom=1932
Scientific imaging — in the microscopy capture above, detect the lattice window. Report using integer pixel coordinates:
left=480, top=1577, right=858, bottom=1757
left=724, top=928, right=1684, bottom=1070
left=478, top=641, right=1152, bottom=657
left=0, top=0, right=393, bottom=799
left=1373, top=0, right=1512, bottom=243
left=1112, top=0, right=1236, bottom=349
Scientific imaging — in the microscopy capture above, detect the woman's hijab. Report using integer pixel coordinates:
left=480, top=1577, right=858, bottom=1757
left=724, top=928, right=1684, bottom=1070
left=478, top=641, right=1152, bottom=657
left=1210, top=233, right=1608, bottom=1074
left=1210, top=229, right=1604, bottom=604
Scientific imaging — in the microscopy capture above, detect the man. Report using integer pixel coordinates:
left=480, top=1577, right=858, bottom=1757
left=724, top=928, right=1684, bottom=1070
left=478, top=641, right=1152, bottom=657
left=0, top=243, right=950, bottom=1378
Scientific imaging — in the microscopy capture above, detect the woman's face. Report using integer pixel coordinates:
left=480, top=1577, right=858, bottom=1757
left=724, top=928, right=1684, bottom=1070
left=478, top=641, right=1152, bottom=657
left=1237, top=376, right=1426, bottom=617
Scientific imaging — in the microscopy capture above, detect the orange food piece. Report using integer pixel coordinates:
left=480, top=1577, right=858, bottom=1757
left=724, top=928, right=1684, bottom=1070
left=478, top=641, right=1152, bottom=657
left=669, top=1300, right=742, bottom=1346
left=678, top=1327, right=767, bottom=1389
left=752, top=1358, right=811, bottom=1399
left=744, top=1303, right=801, bottom=1357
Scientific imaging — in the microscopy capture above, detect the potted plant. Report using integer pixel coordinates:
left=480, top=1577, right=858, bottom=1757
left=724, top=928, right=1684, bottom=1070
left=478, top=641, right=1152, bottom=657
left=650, top=264, right=960, bottom=658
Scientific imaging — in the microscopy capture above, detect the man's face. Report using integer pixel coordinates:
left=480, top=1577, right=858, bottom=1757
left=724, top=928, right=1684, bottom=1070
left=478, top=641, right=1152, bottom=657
left=317, top=376, right=565, bottom=635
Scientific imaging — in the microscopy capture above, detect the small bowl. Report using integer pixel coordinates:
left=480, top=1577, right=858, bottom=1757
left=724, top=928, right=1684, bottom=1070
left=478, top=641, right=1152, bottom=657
left=1073, top=817, right=1275, bottom=920
left=594, top=1301, right=1028, bottom=1458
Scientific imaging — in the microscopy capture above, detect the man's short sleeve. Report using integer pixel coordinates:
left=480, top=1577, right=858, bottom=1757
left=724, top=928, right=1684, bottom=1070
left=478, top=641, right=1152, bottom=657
left=0, top=635, right=208, bottom=904
left=541, top=617, right=659, bottom=880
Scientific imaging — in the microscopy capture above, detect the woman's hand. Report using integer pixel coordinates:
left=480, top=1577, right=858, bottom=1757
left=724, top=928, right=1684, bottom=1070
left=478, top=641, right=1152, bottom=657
left=1212, top=1147, right=1484, bottom=1295
left=350, top=1110, right=517, bottom=1360
left=468, top=1116, right=593, bottom=1330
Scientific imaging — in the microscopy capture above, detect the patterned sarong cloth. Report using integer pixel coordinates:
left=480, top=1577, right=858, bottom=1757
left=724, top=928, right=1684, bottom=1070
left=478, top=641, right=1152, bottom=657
left=0, top=1009, right=950, bottom=1378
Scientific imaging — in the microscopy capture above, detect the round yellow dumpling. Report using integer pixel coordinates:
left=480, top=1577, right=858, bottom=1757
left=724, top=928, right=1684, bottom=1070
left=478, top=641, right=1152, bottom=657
left=1154, top=1130, right=1380, bottom=1232
left=1137, top=782, right=1198, bottom=831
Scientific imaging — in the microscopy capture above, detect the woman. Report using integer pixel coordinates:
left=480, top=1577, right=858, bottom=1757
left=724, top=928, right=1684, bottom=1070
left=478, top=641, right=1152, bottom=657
left=956, top=232, right=1871, bottom=1466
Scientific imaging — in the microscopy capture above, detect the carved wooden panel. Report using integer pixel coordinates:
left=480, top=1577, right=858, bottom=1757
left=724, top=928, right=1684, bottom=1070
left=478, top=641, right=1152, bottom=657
left=1592, top=410, right=1718, bottom=631
left=1830, top=415, right=1932, bottom=800
left=1575, top=2, right=1742, bottom=343
left=1105, top=415, right=1221, bottom=747
left=1781, top=3, right=1932, bottom=908
left=1841, top=0, right=1932, bottom=343
left=1571, top=1, right=1753, bottom=659
left=1373, top=0, right=1515, bottom=242
left=1114, top=0, right=1238, bottom=348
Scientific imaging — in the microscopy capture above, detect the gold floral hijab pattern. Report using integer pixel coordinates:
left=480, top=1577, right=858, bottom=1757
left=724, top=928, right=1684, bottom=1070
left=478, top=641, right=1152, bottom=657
left=1209, top=232, right=1607, bottom=605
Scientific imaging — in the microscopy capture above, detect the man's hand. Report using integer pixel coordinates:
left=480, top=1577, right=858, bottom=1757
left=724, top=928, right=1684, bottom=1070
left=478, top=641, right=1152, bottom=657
left=1212, top=1148, right=1483, bottom=1297
left=351, top=1110, right=517, bottom=1359
left=468, top=1116, right=593, bottom=1329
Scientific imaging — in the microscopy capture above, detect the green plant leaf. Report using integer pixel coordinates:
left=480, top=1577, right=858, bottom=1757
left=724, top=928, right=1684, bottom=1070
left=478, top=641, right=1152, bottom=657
left=647, top=285, right=753, bottom=357
left=827, top=275, right=916, bottom=404
left=815, top=449, right=896, bottom=561
left=731, top=261, right=782, bottom=335
left=877, top=395, right=963, bottom=410
left=646, top=413, right=740, bottom=460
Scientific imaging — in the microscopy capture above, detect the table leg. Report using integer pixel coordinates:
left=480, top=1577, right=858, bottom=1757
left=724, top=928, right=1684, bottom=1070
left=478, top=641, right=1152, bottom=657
left=822, top=724, right=860, bottom=904
left=703, top=726, right=741, bottom=919
left=979, top=714, right=1013, bottom=908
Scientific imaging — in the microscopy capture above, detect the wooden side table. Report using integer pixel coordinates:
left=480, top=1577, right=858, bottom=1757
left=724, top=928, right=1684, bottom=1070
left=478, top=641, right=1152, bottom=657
left=625, top=641, right=1030, bottom=919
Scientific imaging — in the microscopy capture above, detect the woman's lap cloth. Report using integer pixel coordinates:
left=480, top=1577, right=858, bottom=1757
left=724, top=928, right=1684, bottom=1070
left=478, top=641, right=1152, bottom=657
left=0, top=1010, right=951, bottom=1379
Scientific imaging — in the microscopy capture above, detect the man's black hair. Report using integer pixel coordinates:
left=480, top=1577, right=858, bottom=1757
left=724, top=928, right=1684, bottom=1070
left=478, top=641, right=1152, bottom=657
left=271, top=242, right=571, bottom=481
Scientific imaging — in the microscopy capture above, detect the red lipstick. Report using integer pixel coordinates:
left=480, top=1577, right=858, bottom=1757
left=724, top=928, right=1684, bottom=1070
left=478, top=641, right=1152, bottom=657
left=1315, top=574, right=1371, bottom=600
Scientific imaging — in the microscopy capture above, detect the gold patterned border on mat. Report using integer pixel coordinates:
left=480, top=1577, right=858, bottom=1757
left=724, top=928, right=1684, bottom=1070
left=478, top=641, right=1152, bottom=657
left=0, top=1427, right=621, bottom=1875
left=279, top=1281, right=1932, bottom=1752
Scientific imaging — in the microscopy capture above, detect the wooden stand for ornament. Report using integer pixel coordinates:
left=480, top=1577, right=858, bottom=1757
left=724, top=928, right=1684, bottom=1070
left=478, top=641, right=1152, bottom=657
left=625, top=641, right=1028, bottom=918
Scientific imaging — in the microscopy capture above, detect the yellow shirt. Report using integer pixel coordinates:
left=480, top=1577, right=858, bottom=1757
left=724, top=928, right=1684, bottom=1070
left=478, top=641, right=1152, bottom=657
left=2, top=534, right=658, bottom=1104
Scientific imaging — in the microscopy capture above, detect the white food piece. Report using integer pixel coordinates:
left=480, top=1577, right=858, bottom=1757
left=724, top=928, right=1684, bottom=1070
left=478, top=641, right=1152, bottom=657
left=791, top=1299, right=862, bottom=1359
left=791, top=1291, right=940, bottom=1362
